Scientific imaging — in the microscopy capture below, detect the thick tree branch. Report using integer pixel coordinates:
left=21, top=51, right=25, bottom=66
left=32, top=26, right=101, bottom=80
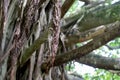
left=76, top=53, right=120, bottom=70
left=62, top=1, right=120, bottom=32
left=61, top=0, right=75, bottom=18
left=54, top=22, right=120, bottom=66
left=41, top=21, right=120, bottom=70
left=66, top=25, right=106, bottom=46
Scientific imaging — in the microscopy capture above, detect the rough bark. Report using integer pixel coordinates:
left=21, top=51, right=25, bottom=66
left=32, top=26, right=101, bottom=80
left=0, top=0, right=120, bottom=80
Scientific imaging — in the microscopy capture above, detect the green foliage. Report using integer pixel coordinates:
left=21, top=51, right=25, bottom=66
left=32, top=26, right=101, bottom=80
left=68, top=0, right=79, bottom=12
left=62, top=0, right=65, bottom=4
left=105, top=0, right=112, bottom=5
left=65, top=62, right=75, bottom=71
left=83, top=69, right=120, bottom=80
left=76, top=43, right=82, bottom=47
left=108, top=38, right=120, bottom=47
left=65, top=0, right=83, bottom=17
left=81, top=38, right=120, bottom=80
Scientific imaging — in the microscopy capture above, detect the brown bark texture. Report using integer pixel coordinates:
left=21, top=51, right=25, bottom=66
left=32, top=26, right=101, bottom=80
left=0, top=0, right=120, bottom=80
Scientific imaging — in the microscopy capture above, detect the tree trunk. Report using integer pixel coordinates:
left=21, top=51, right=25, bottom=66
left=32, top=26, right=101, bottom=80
left=0, top=0, right=120, bottom=80
left=0, top=0, right=71, bottom=80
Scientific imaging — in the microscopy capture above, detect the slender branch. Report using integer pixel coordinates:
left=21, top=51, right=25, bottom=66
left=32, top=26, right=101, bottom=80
left=20, top=29, right=51, bottom=67
left=105, top=44, right=120, bottom=50
left=85, top=1, right=105, bottom=9
left=76, top=53, right=120, bottom=70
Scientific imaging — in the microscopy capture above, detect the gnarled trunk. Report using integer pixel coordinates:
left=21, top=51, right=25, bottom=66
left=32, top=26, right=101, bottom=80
left=1, top=0, right=120, bottom=80
left=0, top=0, right=71, bottom=80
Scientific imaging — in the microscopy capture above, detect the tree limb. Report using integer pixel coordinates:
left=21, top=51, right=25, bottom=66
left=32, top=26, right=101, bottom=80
left=61, top=0, right=75, bottom=18
left=66, top=25, right=106, bottom=46
left=62, top=1, right=120, bottom=32
left=41, top=21, right=120, bottom=70
left=76, top=53, right=120, bottom=70
left=20, top=29, right=51, bottom=67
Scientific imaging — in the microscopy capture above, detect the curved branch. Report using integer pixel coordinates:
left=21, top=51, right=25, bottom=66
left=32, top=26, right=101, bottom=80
left=76, top=53, right=120, bottom=70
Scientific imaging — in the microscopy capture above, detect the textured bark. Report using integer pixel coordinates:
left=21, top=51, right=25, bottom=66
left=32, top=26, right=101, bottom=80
left=0, top=0, right=120, bottom=80
left=50, top=0, right=61, bottom=64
